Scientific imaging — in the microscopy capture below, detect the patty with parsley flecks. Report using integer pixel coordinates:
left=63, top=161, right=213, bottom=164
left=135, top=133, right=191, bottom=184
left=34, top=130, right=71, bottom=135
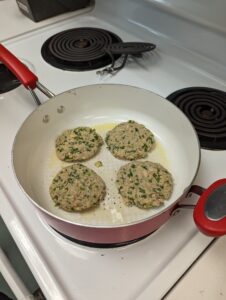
left=105, top=121, right=155, bottom=160
left=116, top=161, right=173, bottom=209
left=49, top=164, right=106, bottom=212
left=55, top=127, right=103, bottom=162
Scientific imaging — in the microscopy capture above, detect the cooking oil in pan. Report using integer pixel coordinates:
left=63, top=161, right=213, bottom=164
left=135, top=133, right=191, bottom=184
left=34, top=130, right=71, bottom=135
left=46, top=122, right=171, bottom=225
left=92, top=122, right=116, bottom=132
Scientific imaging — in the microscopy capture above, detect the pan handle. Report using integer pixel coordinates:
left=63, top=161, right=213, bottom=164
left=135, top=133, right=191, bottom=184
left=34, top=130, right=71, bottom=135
left=0, top=44, right=38, bottom=89
left=193, top=179, right=226, bottom=237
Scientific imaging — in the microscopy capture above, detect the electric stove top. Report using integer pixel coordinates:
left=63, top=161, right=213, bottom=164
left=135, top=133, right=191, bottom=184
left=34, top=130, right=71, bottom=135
left=1, top=0, right=226, bottom=299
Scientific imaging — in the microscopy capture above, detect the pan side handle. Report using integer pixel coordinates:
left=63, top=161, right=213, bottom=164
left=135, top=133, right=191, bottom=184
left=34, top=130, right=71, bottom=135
left=172, top=182, right=226, bottom=237
left=194, top=179, right=226, bottom=237
left=0, top=44, right=38, bottom=89
left=171, top=185, right=205, bottom=212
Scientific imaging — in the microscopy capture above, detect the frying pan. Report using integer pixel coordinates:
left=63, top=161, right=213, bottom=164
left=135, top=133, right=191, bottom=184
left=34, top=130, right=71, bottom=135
left=1, top=44, right=224, bottom=244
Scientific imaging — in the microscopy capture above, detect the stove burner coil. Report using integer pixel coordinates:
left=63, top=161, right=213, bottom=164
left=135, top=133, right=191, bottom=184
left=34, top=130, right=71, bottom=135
left=167, top=87, right=226, bottom=150
left=0, top=64, right=20, bottom=94
left=41, top=27, right=123, bottom=71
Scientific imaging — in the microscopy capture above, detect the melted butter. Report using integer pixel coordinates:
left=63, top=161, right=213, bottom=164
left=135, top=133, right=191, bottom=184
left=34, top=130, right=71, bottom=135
left=48, top=151, right=58, bottom=168
left=47, top=149, right=68, bottom=170
left=92, top=122, right=116, bottom=133
left=149, top=139, right=170, bottom=168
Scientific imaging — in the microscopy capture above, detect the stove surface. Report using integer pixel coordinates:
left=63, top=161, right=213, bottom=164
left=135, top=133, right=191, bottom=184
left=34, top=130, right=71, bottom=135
left=1, top=1, right=226, bottom=299
left=167, top=87, right=226, bottom=150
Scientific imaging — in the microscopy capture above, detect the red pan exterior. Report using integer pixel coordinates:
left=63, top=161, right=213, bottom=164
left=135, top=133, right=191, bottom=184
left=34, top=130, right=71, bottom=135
left=39, top=204, right=176, bottom=243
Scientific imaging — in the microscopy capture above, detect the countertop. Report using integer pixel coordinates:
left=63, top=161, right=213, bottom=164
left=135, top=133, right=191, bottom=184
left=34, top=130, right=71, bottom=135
left=0, top=0, right=92, bottom=42
left=1, top=1, right=226, bottom=300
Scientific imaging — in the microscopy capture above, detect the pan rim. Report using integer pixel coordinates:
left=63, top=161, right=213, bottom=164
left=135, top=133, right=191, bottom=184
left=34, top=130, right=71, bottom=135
left=11, top=83, right=201, bottom=229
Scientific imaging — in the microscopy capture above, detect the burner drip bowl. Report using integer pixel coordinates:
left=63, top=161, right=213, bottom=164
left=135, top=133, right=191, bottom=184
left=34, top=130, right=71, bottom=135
left=41, top=27, right=122, bottom=71
left=167, top=87, right=226, bottom=150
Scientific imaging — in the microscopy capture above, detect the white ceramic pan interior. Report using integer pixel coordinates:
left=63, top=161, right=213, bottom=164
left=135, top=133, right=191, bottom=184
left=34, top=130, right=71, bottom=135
left=13, top=84, right=200, bottom=227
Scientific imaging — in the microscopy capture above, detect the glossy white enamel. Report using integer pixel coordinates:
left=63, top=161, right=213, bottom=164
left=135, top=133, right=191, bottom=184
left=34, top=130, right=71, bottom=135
left=1, top=1, right=226, bottom=299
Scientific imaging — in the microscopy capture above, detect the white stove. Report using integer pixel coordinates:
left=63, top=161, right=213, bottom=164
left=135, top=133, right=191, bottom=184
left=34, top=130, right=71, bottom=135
left=1, top=0, right=226, bottom=299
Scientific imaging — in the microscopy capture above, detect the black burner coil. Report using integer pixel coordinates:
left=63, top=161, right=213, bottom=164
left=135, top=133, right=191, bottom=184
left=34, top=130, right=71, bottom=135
left=0, top=64, right=20, bottom=94
left=167, top=87, right=226, bottom=150
left=41, top=27, right=123, bottom=71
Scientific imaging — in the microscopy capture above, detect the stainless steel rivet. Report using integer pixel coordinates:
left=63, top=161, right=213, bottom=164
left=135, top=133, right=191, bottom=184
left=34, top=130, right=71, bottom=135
left=43, top=115, right=50, bottom=123
left=57, top=105, right=65, bottom=113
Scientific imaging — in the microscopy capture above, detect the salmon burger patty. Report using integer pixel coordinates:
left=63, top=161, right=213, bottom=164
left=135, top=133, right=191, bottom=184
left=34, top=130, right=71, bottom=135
left=116, top=161, right=173, bottom=209
left=105, top=121, right=155, bottom=160
left=50, top=164, right=106, bottom=212
left=56, top=127, right=103, bottom=162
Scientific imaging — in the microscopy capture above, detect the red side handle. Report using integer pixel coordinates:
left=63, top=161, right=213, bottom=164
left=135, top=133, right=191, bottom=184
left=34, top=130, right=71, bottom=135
left=0, top=44, right=38, bottom=89
left=194, top=179, right=226, bottom=237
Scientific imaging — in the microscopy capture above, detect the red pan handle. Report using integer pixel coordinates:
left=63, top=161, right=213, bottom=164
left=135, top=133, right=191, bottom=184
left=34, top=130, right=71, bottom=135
left=194, top=179, right=226, bottom=237
left=0, top=44, right=38, bottom=89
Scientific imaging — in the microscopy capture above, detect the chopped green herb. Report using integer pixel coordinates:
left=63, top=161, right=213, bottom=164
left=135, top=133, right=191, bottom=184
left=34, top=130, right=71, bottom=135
left=153, top=173, right=161, bottom=183
left=139, top=187, right=145, bottom=193
left=142, top=165, right=148, bottom=170
left=95, top=161, right=103, bottom=168
left=128, top=170, right=133, bottom=177
left=142, top=143, right=149, bottom=152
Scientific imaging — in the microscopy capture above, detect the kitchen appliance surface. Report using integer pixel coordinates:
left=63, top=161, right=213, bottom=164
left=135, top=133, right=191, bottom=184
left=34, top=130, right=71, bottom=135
left=1, top=0, right=226, bottom=299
